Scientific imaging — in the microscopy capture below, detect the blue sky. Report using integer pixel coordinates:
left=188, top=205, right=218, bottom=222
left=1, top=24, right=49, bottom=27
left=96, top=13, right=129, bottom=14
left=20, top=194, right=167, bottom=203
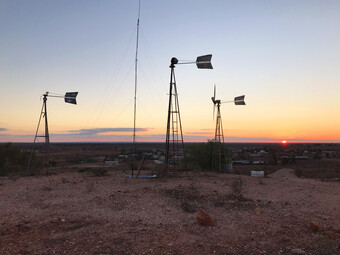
left=1, top=0, right=340, bottom=143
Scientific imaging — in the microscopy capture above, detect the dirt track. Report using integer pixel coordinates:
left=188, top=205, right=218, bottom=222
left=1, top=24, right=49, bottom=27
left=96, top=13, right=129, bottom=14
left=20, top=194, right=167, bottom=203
left=0, top=170, right=339, bottom=254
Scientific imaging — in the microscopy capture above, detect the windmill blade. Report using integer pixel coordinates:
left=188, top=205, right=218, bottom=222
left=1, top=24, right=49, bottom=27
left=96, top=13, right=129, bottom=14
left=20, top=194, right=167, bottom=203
left=211, top=84, right=216, bottom=120
left=196, top=54, right=213, bottom=69
left=234, top=95, right=246, bottom=105
left=211, top=84, right=216, bottom=103
left=213, top=104, right=216, bottom=120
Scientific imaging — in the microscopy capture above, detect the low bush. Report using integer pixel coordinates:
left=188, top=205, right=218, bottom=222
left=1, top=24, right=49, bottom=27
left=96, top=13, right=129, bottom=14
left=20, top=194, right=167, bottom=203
left=0, top=143, right=41, bottom=177
left=78, top=167, right=108, bottom=177
left=183, top=141, right=232, bottom=172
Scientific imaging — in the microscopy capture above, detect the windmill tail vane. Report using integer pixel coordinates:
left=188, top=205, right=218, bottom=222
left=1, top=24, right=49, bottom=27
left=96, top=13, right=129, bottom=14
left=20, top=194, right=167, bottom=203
left=234, top=95, right=246, bottom=105
left=196, top=54, right=213, bottom=69
left=64, top=92, right=78, bottom=105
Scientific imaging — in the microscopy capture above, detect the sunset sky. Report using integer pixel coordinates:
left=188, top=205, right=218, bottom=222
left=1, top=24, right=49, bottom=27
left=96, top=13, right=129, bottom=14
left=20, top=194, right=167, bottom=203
left=1, top=0, right=339, bottom=143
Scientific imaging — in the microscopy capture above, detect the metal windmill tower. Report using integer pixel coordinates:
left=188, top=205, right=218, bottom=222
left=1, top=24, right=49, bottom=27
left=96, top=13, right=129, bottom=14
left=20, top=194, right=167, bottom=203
left=211, top=85, right=245, bottom=173
left=165, top=55, right=213, bottom=175
left=27, top=91, right=78, bottom=173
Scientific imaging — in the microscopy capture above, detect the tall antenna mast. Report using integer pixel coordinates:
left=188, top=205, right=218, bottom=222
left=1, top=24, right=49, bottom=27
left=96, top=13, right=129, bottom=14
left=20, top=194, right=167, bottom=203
left=132, top=0, right=141, bottom=177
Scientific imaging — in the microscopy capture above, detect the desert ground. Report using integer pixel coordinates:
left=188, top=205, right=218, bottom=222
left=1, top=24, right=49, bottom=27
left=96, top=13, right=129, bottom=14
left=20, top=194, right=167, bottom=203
left=1, top=167, right=339, bottom=255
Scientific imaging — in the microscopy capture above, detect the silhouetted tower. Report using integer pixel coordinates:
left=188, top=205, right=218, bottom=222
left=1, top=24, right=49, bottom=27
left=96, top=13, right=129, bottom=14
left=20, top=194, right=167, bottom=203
left=165, top=55, right=213, bottom=175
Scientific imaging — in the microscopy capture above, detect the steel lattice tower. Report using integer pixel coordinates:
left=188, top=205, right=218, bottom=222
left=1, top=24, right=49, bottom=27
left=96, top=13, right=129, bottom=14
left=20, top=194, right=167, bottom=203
left=165, top=58, right=185, bottom=174
left=212, top=101, right=227, bottom=173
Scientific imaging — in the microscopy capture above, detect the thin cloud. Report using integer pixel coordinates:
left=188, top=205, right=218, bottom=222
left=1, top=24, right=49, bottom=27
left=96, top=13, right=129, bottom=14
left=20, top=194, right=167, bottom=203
left=185, top=131, right=213, bottom=135
left=67, top=128, right=151, bottom=136
left=0, top=128, right=8, bottom=132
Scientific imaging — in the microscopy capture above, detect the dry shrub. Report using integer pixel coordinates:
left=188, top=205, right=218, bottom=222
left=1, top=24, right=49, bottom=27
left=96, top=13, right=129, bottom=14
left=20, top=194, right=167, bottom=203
left=180, top=200, right=198, bottom=213
left=231, top=178, right=243, bottom=196
left=311, top=236, right=338, bottom=255
left=164, top=185, right=202, bottom=213
left=61, top=177, right=69, bottom=183
left=86, top=182, right=94, bottom=193
left=78, top=167, right=108, bottom=176
left=90, top=168, right=108, bottom=177
left=258, top=179, right=265, bottom=185
left=213, top=196, right=225, bottom=207
left=41, top=186, right=53, bottom=192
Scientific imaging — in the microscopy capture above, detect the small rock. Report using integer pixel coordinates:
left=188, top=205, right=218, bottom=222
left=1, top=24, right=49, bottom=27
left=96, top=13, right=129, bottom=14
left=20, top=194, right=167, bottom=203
left=324, top=231, right=337, bottom=240
left=291, top=248, right=305, bottom=254
left=197, top=211, right=214, bottom=226
left=281, top=235, right=289, bottom=242
left=309, top=221, right=319, bottom=232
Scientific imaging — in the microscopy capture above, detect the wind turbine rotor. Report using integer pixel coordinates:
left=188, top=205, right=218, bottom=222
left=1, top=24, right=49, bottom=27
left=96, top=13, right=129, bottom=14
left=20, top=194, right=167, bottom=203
left=213, top=104, right=216, bottom=120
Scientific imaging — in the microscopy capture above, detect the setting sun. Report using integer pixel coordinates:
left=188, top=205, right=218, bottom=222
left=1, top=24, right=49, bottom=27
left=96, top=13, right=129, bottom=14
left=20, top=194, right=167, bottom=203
left=281, top=140, right=287, bottom=144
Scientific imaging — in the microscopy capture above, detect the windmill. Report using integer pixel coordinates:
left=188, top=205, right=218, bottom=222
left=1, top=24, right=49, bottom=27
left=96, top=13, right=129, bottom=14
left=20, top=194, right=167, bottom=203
left=27, top=91, right=78, bottom=173
left=211, top=85, right=245, bottom=173
left=165, top=55, right=213, bottom=175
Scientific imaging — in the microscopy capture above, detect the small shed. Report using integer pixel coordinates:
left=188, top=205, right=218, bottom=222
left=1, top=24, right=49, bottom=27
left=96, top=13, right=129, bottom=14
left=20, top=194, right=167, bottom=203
left=105, top=161, right=119, bottom=167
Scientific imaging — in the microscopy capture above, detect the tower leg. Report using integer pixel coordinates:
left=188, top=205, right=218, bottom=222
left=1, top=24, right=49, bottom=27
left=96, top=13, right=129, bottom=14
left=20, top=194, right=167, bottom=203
left=27, top=94, right=49, bottom=175
left=43, top=96, right=49, bottom=174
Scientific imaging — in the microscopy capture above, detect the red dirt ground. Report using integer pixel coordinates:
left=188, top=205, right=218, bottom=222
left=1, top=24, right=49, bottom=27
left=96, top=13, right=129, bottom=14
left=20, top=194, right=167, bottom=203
left=0, top=170, right=339, bottom=254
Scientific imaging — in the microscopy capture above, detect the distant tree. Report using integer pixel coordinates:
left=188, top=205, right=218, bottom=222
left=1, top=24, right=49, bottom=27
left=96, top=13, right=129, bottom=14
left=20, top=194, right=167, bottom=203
left=238, top=150, right=249, bottom=160
left=183, top=141, right=232, bottom=172
left=0, top=143, right=41, bottom=176
left=267, top=147, right=278, bottom=165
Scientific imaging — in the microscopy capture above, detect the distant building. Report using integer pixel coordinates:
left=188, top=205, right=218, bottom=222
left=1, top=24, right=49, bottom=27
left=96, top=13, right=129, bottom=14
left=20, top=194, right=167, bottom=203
left=295, top=156, right=312, bottom=160
left=105, top=161, right=119, bottom=167
left=233, top=160, right=252, bottom=165
left=154, top=160, right=164, bottom=165
left=88, top=156, right=105, bottom=162
left=322, top=151, right=336, bottom=158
